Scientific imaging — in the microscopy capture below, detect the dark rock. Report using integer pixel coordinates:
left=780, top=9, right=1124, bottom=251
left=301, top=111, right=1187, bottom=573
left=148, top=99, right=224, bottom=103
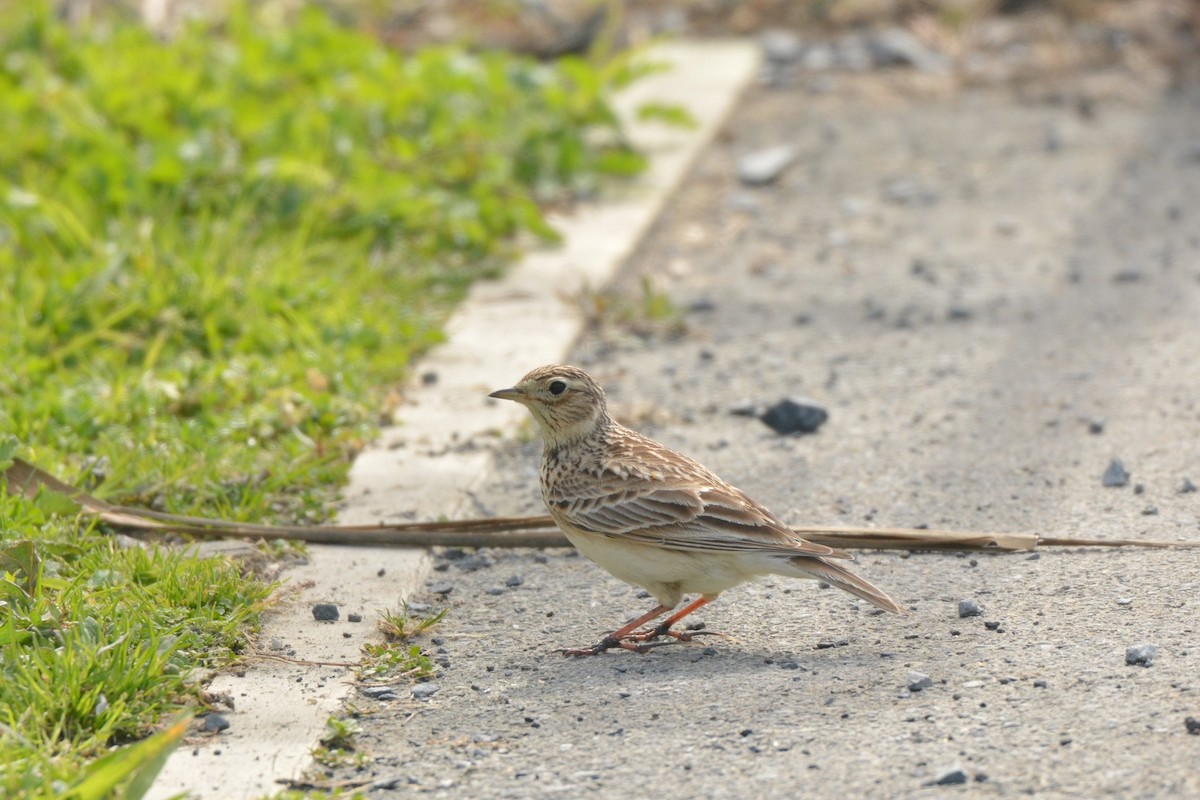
left=984, top=621, right=1002, bottom=632
left=1186, top=717, right=1200, bottom=735
left=1102, top=459, right=1130, bottom=487
left=1113, top=267, right=1144, bottom=283
left=347, top=613, right=363, bottom=623
left=203, top=714, right=230, bottom=733
left=505, top=575, right=523, bottom=588
left=312, top=603, right=339, bottom=621
left=360, top=685, right=399, bottom=701
left=1087, top=417, right=1105, bottom=434
left=1033, top=679, right=1048, bottom=688
left=485, top=586, right=505, bottom=595
left=907, top=671, right=933, bottom=692
left=932, top=767, right=969, bottom=786
left=1125, top=644, right=1157, bottom=667
left=429, top=582, right=454, bottom=596
left=957, top=599, right=984, bottom=618
left=411, top=683, right=440, bottom=700
left=760, top=398, right=828, bottom=435
left=421, top=371, right=439, bottom=385
left=737, top=146, right=797, bottom=186
left=947, top=305, right=973, bottom=321
left=1142, top=506, right=1159, bottom=516
left=816, top=638, right=850, bottom=649
left=1180, top=478, right=1197, bottom=494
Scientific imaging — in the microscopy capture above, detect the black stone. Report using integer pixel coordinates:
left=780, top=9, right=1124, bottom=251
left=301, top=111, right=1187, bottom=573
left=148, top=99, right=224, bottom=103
left=760, top=398, right=828, bottom=435
left=1102, top=459, right=1130, bottom=487
left=203, top=714, right=230, bottom=733
left=1125, top=644, right=1157, bottom=667
left=957, top=599, right=983, bottom=618
left=312, top=603, right=339, bottom=621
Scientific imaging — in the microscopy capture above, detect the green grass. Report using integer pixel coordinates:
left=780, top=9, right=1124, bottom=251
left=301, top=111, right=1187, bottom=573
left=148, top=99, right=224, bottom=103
left=0, top=0, right=654, bottom=794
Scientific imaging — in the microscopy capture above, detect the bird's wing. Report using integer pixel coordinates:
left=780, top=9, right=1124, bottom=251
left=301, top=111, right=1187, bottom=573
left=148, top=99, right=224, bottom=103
left=549, top=479, right=852, bottom=561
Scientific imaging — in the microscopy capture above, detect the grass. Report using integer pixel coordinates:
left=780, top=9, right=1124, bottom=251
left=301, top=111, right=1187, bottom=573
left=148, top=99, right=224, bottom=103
left=0, top=0, right=655, bottom=794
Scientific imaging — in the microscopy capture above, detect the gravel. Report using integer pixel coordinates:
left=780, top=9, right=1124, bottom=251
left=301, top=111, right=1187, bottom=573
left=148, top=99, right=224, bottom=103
left=929, top=767, right=969, bottom=786
left=203, top=714, right=231, bottom=733
left=907, top=671, right=934, bottom=692
left=1102, top=459, right=1131, bottom=487
left=957, top=598, right=984, bottom=618
left=736, top=145, right=797, bottom=186
left=1125, top=644, right=1157, bottom=667
left=411, top=683, right=440, bottom=700
left=759, top=398, right=828, bottom=435
left=311, top=603, right=339, bottom=621
left=360, top=686, right=400, bottom=701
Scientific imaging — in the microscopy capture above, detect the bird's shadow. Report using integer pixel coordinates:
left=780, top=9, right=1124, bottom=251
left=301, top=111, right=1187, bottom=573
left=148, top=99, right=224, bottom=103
left=540, top=636, right=887, bottom=690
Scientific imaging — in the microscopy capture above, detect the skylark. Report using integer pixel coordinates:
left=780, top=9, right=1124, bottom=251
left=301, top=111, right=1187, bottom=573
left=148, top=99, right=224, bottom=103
left=490, top=364, right=903, bottom=655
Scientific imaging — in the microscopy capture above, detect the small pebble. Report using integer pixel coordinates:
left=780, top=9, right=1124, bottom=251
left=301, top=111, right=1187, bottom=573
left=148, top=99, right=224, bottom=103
left=1142, top=506, right=1159, bottom=516
left=759, top=398, right=828, bottom=435
left=412, top=683, right=440, bottom=700
left=312, top=603, right=339, bottom=621
left=930, top=767, right=969, bottom=786
left=203, top=714, right=231, bottom=733
left=1087, top=417, right=1105, bottom=434
left=1116, top=598, right=1133, bottom=607
left=1125, top=644, right=1157, bottom=667
left=347, top=613, right=362, bottom=623
left=1102, top=459, right=1130, bottom=487
left=485, top=586, right=505, bottom=596
left=736, top=145, right=797, bottom=186
left=360, top=685, right=399, bottom=701
left=816, top=638, right=849, bottom=650
left=984, top=621, right=1002, bottom=632
left=957, top=598, right=983, bottom=618
left=1033, top=679, right=1048, bottom=688
left=907, top=671, right=933, bottom=692
left=429, top=582, right=454, bottom=596
left=1180, top=478, right=1197, bottom=494
left=505, top=575, right=523, bottom=588
left=1186, top=717, right=1200, bottom=735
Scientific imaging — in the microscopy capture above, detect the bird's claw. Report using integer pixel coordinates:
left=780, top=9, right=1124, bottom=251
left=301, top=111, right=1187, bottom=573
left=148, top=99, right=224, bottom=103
left=558, top=629, right=727, bottom=656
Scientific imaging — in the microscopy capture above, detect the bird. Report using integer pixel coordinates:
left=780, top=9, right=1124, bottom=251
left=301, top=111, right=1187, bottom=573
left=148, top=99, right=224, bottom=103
left=489, top=364, right=904, bottom=655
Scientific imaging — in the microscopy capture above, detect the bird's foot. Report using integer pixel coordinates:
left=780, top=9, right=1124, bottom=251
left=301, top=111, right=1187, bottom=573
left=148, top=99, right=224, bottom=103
left=558, top=633, right=691, bottom=656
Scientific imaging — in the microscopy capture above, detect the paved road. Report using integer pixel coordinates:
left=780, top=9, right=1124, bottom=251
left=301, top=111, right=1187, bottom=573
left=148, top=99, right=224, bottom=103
left=330, top=70, right=1200, bottom=798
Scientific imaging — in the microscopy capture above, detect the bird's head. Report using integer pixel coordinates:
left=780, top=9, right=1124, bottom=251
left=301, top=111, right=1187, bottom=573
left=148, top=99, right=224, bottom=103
left=489, top=365, right=611, bottom=445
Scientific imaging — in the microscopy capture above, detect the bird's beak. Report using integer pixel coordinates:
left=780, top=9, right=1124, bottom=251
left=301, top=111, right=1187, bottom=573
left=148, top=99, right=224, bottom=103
left=488, top=386, right=525, bottom=403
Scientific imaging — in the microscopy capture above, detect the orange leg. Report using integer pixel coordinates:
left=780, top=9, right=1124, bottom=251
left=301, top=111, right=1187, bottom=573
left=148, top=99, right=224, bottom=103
left=560, top=604, right=673, bottom=656
left=560, top=596, right=719, bottom=656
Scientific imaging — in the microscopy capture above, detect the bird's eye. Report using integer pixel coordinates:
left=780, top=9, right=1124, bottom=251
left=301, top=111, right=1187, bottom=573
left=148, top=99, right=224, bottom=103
left=548, top=380, right=567, bottom=396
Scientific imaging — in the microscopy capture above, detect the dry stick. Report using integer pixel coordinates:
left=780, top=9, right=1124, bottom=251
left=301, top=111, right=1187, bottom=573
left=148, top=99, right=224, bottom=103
left=5, top=458, right=1199, bottom=553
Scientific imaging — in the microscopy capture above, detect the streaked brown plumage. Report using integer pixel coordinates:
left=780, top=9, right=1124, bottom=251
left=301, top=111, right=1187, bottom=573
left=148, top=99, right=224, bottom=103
left=490, top=364, right=903, bottom=655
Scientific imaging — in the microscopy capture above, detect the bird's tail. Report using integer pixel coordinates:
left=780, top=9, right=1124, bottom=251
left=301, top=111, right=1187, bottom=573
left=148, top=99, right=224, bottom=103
left=781, top=556, right=905, bottom=614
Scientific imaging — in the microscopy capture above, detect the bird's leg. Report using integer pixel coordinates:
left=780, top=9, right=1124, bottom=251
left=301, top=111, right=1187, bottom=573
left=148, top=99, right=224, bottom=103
left=626, top=596, right=715, bottom=642
left=559, top=604, right=673, bottom=656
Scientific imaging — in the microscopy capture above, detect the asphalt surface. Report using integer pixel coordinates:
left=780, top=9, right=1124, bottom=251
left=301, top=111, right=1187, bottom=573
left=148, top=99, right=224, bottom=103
left=328, top=68, right=1200, bottom=798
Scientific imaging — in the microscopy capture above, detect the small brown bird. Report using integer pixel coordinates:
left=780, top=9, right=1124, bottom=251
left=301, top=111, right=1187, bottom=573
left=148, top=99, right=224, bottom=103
left=490, top=364, right=903, bottom=655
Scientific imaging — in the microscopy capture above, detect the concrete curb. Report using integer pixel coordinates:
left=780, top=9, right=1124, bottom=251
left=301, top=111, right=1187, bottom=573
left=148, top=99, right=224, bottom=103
left=148, top=39, right=759, bottom=799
